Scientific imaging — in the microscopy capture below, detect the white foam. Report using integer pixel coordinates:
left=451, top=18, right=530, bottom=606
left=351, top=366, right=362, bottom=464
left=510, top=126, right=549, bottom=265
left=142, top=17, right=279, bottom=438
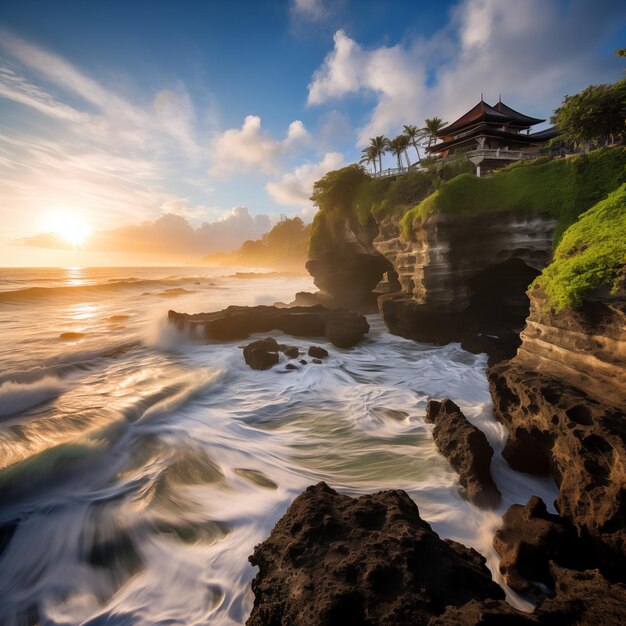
left=0, top=376, right=66, bottom=418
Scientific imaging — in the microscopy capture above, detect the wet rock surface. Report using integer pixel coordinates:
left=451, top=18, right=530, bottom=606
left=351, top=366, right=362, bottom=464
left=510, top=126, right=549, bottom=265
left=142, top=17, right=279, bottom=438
left=489, top=286, right=626, bottom=576
left=242, top=338, right=280, bottom=370
left=425, top=399, right=501, bottom=508
left=308, top=345, right=328, bottom=359
left=247, top=482, right=505, bottom=626
left=493, top=496, right=580, bottom=598
left=169, top=304, right=369, bottom=348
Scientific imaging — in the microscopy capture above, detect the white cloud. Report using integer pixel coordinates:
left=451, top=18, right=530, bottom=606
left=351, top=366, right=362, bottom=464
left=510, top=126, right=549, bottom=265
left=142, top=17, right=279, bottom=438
left=266, top=151, right=344, bottom=206
left=210, top=115, right=310, bottom=177
left=291, top=0, right=328, bottom=22
left=308, top=0, right=625, bottom=144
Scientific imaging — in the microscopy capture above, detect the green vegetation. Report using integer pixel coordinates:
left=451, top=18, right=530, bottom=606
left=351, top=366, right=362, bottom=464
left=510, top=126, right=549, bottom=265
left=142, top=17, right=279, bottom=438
left=400, top=147, right=626, bottom=241
left=551, top=79, right=626, bottom=148
left=205, top=216, right=310, bottom=268
left=533, top=184, right=626, bottom=311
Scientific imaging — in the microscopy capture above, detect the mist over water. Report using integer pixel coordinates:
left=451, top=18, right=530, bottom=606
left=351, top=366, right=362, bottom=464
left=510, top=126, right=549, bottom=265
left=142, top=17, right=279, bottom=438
left=0, top=266, right=557, bottom=625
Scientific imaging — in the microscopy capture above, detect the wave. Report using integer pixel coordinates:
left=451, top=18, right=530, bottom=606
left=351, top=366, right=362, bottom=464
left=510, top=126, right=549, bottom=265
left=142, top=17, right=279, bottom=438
left=0, top=377, right=66, bottom=418
left=0, top=277, right=218, bottom=304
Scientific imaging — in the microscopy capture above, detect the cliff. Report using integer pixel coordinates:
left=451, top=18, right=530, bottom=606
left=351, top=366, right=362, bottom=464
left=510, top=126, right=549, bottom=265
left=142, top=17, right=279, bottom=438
left=306, top=148, right=626, bottom=362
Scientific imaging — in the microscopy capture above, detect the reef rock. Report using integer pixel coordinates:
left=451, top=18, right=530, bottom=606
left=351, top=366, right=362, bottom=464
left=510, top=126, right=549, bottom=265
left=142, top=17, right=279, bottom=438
left=425, top=399, right=501, bottom=508
left=493, top=496, right=580, bottom=598
left=247, top=482, right=505, bottom=626
left=488, top=285, right=626, bottom=571
left=168, top=305, right=369, bottom=349
left=242, top=338, right=280, bottom=370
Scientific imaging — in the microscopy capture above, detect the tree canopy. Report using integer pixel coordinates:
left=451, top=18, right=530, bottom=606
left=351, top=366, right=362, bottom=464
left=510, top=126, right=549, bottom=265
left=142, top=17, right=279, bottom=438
left=551, top=79, right=626, bottom=147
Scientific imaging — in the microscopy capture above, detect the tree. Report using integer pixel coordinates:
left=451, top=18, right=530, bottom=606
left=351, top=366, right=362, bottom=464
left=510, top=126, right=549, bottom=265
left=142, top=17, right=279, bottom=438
left=423, top=117, right=447, bottom=150
left=359, top=145, right=378, bottom=174
left=402, top=124, right=425, bottom=164
left=387, top=135, right=411, bottom=169
left=551, top=79, right=626, bottom=148
left=369, top=135, right=388, bottom=173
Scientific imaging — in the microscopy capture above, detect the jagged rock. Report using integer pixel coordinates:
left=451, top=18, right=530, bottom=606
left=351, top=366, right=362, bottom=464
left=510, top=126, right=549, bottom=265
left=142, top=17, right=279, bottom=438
left=308, top=346, right=328, bottom=359
left=488, top=286, right=626, bottom=573
left=425, top=400, right=501, bottom=509
left=168, top=305, right=369, bottom=348
left=494, top=496, right=580, bottom=598
left=535, top=565, right=626, bottom=625
left=428, top=599, right=537, bottom=625
left=283, top=346, right=300, bottom=358
left=242, top=338, right=280, bottom=370
left=247, top=482, right=505, bottom=626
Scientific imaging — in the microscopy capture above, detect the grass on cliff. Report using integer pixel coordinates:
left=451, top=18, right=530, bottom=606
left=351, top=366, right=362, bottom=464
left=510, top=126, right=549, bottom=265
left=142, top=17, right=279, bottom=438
left=308, top=158, right=473, bottom=253
left=400, top=147, right=626, bottom=242
left=532, top=183, right=626, bottom=311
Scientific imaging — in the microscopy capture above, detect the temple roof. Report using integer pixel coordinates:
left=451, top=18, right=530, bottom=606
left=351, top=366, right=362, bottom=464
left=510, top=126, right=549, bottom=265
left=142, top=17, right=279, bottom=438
left=493, top=101, right=544, bottom=126
left=429, top=124, right=553, bottom=153
left=437, top=100, right=545, bottom=136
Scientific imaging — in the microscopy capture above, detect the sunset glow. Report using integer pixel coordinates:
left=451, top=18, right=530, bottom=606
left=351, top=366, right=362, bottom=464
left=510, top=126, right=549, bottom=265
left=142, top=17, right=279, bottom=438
left=47, top=212, right=91, bottom=247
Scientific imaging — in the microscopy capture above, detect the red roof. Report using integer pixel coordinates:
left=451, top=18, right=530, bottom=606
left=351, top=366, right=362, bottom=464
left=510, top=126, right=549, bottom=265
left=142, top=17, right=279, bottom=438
left=493, top=101, right=544, bottom=126
left=437, top=101, right=510, bottom=136
left=437, top=100, right=544, bottom=136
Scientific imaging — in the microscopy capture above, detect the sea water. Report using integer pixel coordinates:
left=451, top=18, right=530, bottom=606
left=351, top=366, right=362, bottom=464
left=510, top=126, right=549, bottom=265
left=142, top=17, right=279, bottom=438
left=0, top=266, right=558, bottom=625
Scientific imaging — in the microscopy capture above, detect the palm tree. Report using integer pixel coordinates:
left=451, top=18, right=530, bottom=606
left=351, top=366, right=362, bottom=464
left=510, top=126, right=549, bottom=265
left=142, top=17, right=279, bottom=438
left=359, top=145, right=378, bottom=174
left=387, top=135, right=411, bottom=170
left=369, top=135, right=388, bottom=174
left=423, top=117, right=447, bottom=150
left=402, top=124, right=425, bottom=164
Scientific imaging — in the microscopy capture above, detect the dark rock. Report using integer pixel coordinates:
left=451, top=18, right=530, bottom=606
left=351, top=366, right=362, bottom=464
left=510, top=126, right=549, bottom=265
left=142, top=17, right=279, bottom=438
left=242, top=338, right=280, bottom=370
left=285, top=363, right=298, bottom=371
left=312, top=358, right=322, bottom=364
left=283, top=346, right=300, bottom=358
left=247, top=482, right=505, bottom=626
left=425, top=400, right=501, bottom=508
left=494, top=496, right=580, bottom=598
left=488, top=285, right=626, bottom=574
left=299, top=359, right=307, bottom=365
left=168, top=305, right=369, bottom=348
left=428, top=599, right=538, bottom=625
left=308, top=346, right=328, bottom=359
left=535, top=565, right=626, bottom=625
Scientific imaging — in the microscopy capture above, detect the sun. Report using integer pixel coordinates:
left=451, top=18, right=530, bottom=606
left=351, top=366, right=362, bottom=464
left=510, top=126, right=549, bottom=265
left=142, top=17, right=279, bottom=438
left=48, top=212, right=92, bottom=247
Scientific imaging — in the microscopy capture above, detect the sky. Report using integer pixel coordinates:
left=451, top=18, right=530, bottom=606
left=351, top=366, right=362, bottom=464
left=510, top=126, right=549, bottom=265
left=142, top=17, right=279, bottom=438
left=0, top=0, right=624, bottom=266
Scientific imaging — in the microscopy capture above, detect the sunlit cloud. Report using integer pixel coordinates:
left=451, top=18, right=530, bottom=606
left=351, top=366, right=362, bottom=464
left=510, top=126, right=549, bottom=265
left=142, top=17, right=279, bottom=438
left=266, top=151, right=343, bottom=206
left=14, top=207, right=272, bottom=257
left=209, top=115, right=311, bottom=177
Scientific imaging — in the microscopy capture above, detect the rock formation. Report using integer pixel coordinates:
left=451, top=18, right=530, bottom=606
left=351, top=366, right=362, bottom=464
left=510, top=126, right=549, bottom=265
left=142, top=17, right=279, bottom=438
left=247, top=482, right=505, bottom=626
left=168, top=305, right=369, bottom=349
left=489, top=284, right=626, bottom=572
left=493, top=496, right=580, bottom=598
left=425, top=399, right=501, bottom=508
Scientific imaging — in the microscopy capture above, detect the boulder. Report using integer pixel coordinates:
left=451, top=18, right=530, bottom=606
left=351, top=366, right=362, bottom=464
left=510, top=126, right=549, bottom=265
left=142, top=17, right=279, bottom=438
left=535, top=565, right=626, bottom=625
left=425, top=400, right=501, bottom=508
left=168, top=305, right=369, bottom=349
left=242, top=338, right=280, bottom=370
left=493, top=496, right=580, bottom=598
left=308, top=346, right=328, bottom=359
left=283, top=346, right=300, bottom=358
left=247, top=482, right=505, bottom=626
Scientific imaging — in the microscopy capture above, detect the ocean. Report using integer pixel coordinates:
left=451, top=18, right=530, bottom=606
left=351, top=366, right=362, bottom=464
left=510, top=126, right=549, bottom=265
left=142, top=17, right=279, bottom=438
left=0, top=266, right=558, bottom=625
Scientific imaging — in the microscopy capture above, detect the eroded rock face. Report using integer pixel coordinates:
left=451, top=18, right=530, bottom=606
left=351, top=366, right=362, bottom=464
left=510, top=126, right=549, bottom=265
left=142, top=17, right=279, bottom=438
left=493, top=496, right=580, bottom=598
left=425, top=400, right=501, bottom=509
left=306, top=215, right=393, bottom=310
left=247, top=482, right=504, bottom=626
left=242, top=338, right=281, bottom=370
left=168, top=305, right=369, bottom=349
left=374, top=212, right=553, bottom=363
left=488, top=286, right=626, bottom=571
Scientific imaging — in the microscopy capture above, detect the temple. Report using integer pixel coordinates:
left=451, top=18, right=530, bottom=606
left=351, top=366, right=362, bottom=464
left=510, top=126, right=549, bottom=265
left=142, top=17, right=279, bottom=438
left=428, top=98, right=557, bottom=176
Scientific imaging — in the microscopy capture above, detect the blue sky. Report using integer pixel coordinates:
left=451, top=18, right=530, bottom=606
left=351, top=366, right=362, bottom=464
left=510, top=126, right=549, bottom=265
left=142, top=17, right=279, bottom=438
left=0, top=0, right=624, bottom=265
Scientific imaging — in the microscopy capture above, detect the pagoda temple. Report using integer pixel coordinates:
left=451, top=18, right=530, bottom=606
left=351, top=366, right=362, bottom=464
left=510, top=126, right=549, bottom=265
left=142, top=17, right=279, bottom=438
left=427, top=98, right=557, bottom=176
